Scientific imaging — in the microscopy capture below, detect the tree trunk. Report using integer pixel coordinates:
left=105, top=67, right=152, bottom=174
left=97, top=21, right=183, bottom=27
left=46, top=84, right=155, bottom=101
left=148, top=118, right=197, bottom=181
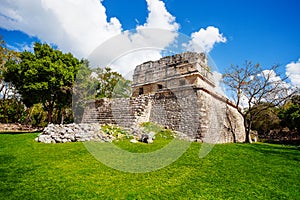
left=61, top=108, right=65, bottom=124
left=244, top=117, right=252, bottom=143
left=245, top=129, right=252, bottom=143
left=47, top=106, right=53, bottom=123
left=23, top=108, right=31, bottom=125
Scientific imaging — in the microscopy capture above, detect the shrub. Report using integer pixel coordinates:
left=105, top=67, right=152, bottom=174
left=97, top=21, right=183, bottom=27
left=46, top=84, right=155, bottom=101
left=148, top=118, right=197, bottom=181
left=101, top=124, right=127, bottom=139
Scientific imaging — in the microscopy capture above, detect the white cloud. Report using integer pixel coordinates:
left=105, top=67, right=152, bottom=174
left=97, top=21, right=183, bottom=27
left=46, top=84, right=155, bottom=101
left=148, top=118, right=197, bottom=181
left=109, top=49, right=162, bottom=79
left=0, top=0, right=227, bottom=76
left=286, top=58, right=300, bottom=87
left=262, top=69, right=291, bottom=89
left=262, top=70, right=282, bottom=82
left=137, top=0, right=179, bottom=31
left=0, top=0, right=122, bottom=58
left=88, top=0, right=180, bottom=75
left=185, top=26, right=227, bottom=53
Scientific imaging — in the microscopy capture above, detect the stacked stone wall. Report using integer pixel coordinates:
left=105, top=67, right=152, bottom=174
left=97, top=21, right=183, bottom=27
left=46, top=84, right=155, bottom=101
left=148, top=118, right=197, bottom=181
left=82, top=95, right=152, bottom=128
left=81, top=87, right=245, bottom=143
left=149, top=88, right=201, bottom=140
left=81, top=51, right=246, bottom=143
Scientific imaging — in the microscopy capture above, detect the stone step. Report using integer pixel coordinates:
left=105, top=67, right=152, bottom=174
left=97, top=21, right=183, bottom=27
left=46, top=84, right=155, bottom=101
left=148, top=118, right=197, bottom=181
left=82, top=96, right=152, bottom=127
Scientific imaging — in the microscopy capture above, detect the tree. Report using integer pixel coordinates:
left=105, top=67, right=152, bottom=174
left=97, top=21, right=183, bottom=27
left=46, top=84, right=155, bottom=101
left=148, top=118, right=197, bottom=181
left=95, top=67, right=131, bottom=98
left=72, top=59, right=98, bottom=123
left=278, top=95, right=300, bottom=134
left=0, top=98, right=26, bottom=123
left=72, top=64, right=132, bottom=122
left=0, top=36, right=20, bottom=97
left=4, top=42, right=80, bottom=123
left=250, top=103, right=281, bottom=135
left=223, top=61, right=296, bottom=143
left=0, top=37, right=23, bottom=123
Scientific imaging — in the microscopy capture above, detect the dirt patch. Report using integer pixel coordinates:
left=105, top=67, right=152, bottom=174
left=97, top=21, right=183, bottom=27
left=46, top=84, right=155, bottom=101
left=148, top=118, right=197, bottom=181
left=0, top=123, right=42, bottom=133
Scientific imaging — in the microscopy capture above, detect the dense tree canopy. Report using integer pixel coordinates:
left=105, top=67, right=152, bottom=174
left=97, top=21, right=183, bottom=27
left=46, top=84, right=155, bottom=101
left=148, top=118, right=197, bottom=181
left=4, top=42, right=80, bottom=123
left=95, top=67, right=131, bottom=98
left=250, top=103, right=281, bottom=134
left=279, top=95, right=300, bottom=134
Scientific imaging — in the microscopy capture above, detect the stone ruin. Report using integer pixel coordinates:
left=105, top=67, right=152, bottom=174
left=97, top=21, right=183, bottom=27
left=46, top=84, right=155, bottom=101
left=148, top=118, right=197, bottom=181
left=81, top=52, right=245, bottom=143
left=35, top=123, right=114, bottom=143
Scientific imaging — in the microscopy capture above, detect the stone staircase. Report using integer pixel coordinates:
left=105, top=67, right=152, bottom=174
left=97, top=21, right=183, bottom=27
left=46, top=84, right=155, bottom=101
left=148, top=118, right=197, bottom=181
left=81, top=95, right=153, bottom=128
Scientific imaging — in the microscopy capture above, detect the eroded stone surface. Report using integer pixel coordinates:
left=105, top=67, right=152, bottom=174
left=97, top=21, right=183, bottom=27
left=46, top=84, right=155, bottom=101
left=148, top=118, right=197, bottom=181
left=35, top=123, right=115, bottom=143
left=81, top=52, right=246, bottom=143
left=35, top=123, right=161, bottom=144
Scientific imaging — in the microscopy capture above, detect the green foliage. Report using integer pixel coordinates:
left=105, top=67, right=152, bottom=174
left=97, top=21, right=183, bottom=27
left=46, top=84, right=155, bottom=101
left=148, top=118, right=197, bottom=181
left=72, top=64, right=131, bottom=122
left=0, top=36, right=20, bottom=82
left=3, top=42, right=80, bottom=123
left=250, top=103, right=281, bottom=134
left=0, top=99, right=26, bottom=123
left=1, top=38, right=131, bottom=125
left=101, top=124, right=127, bottom=138
left=140, top=121, right=174, bottom=139
left=112, top=78, right=132, bottom=98
left=279, top=97, right=300, bottom=133
left=0, top=133, right=299, bottom=199
left=0, top=37, right=22, bottom=123
left=95, top=67, right=131, bottom=98
left=140, top=121, right=163, bottom=133
left=52, top=107, right=74, bottom=124
left=72, top=60, right=99, bottom=123
left=26, top=103, right=48, bottom=127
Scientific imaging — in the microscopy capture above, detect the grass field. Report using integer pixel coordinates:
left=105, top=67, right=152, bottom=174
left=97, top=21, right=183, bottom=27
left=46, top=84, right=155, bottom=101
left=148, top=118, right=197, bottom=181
left=0, top=132, right=299, bottom=199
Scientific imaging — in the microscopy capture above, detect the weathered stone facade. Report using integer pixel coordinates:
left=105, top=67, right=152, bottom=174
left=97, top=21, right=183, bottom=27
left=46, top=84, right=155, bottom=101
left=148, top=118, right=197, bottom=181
left=131, top=52, right=214, bottom=97
left=82, top=52, right=245, bottom=143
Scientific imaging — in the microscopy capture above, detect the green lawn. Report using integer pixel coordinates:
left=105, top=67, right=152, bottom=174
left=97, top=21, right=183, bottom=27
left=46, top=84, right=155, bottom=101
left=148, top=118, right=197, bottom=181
left=0, top=133, right=299, bottom=199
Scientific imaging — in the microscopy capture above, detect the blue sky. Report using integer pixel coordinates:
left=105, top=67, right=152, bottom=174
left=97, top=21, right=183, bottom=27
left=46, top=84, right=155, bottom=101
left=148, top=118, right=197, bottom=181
left=103, top=0, right=300, bottom=69
left=0, top=0, right=299, bottom=86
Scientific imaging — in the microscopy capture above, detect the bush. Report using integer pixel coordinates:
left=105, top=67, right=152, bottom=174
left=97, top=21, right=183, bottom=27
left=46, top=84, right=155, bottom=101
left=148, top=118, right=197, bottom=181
left=101, top=124, right=127, bottom=139
left=0, top=98, right=26, bottom=123
left=140, top=122, right=174, bottom=139
left=26, top=103, right=48, bottom=127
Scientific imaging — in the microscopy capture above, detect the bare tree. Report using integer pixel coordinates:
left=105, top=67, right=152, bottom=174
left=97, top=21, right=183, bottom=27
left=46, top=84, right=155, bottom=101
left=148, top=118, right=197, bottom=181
left=223, top=61, right=297, bottom=143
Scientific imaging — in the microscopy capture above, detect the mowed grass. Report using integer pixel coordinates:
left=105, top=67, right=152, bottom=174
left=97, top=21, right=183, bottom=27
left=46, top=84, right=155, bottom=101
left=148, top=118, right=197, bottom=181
left=0, top=133, right=299, bottom=200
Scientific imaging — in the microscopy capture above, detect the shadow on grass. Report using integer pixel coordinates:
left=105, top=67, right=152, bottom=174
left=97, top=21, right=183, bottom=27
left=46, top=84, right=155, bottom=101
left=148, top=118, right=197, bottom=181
left=0, top=131, right=41, bottom=135
left=0, top=154, right=16, bottom=164
left=263, top=140, right=300, bottom=146
left=239, top=142, right=300, bottom=162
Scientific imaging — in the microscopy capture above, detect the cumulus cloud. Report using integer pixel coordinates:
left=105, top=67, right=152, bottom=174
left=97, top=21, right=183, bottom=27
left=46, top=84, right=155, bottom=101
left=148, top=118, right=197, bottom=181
left=89, top=0, right=180, bottom=75
left=110, top=0, right=179, bottom=75
left=137, top=0, right=179, bottom=31
left=0, top=0, right=226, bottom=77
left=185, top=26, right=227, bottom=53
left=262, top=70, right=282, bottom=82
left=109, top=49, right=162, bottom=79
left=286, top=58, right=300, bottom=87
left=0, top=0, right=122, bottom=57
left=262, top=69, right=291, bottom=93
